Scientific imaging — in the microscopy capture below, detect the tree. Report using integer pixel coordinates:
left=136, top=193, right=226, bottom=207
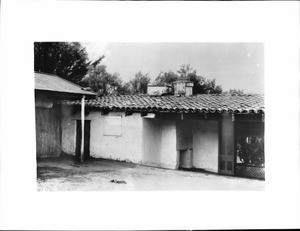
left=177, top=64, right=195, bottom=79
left=118, top=82, right=132, bottom=95
left=34, top=42, right=90, bottom=85
left=129, top=71, right=151, bottom=94
left=155, top=71, right=178, bottom=85
left=155, top=64, right=222, bottom=94
left=81, top=61, right=124, bottom=96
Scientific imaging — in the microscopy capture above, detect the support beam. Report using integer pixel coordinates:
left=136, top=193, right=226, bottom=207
left=101, top=109, right=109, bottom=115
left=125, top=110, right=133, bottom=116
left=80, top=95, right=85, bottom=163
left=141, top=112, right=148, bottom=117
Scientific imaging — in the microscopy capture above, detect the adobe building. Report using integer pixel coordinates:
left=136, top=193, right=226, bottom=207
left=60, top=79, right=265, bottom=179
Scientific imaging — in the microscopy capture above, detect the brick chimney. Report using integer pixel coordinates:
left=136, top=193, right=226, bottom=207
left=147, top=84, right=173, bottom=96
left=173, top=80, right=194, bottom=96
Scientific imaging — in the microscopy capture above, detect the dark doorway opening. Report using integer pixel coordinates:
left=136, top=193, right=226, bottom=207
left=235, top=121, right=265, bottom=179
left=75, top=120, right=91, bottom=161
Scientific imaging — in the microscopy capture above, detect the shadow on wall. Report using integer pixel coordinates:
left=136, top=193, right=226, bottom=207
left=142, top=118, right=177, bottom=169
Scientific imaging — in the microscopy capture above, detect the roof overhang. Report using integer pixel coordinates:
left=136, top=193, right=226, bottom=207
left=35, top=89, right=97, bottom=101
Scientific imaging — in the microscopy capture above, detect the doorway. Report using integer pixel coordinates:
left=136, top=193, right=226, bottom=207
left=235, top=121, right=265, bottom=179
left=75, top=120, right=91, bottom=160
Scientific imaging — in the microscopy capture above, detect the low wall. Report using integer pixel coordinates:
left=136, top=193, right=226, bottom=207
left=192, top=120, right=219, bottom=173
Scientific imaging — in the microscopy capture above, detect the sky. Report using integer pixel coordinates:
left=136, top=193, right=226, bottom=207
left=82, top=43, right=264, bottom=94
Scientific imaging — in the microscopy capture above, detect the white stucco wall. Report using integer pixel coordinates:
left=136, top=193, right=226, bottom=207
left=62, top=106, right=178, bottom=169
left=160, top=120, right=177, bottom=169
left=192, top=120, right=219, bottom=173
left=61, top=105, right=220, bottom=172
left=142, top=118, right=162, bottom=165
left=142, top=118, right=177, bottom=169
left=92, top=112, right=143, bottom=163
left=61, top=105, right=143, bottom=163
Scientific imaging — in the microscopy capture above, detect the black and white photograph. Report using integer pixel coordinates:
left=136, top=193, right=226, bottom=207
left=35, top=42, right=265, bottom=191
left=0, top=0, right=299, bottom=230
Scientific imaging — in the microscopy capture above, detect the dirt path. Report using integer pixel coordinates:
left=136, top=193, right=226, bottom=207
left=37, top=158, right=264, bottom=191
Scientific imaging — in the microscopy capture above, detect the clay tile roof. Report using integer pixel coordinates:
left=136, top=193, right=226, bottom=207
left=35, top=72, right=96, bottom=96
left=64, top=93, right=264, bottom=114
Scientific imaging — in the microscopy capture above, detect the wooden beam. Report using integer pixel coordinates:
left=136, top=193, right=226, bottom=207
left=235, top=113, right=264, bottom=122
left=141, top=112, right=148, bottom=117
left=125, top=110, right=133, bottom=116
left=80, top=95, right=85, bottom=163
left=101, top=109, right=109, bottom=115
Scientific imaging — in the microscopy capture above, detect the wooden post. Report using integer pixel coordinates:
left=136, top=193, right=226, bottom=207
left=80, top=95, right=85, bottom=163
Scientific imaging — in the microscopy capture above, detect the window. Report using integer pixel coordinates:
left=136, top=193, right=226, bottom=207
left=103, top=116, right=122, bottom=136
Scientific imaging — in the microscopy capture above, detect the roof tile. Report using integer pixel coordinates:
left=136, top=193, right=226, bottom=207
left=63, top=93, right=264, bottom=114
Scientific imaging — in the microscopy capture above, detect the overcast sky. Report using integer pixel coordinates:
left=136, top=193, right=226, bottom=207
left=82, top=43, right=264, bottom=94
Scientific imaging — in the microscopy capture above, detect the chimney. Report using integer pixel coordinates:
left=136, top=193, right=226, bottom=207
left=173, top=80, right=194, bottom=96
left=147, top=84, right=173, bottom=96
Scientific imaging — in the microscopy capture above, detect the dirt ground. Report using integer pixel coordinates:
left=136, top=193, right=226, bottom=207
left=37, top=157, right=265, bottom=191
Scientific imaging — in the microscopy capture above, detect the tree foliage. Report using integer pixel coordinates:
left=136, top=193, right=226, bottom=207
left=35, top=43, right=223, bottom=96
left=118, top=82, right=132, bottom=95
left=155, top=71, right=178, bottom=85
left=81, top=60, right=124, bottom=96
left=155, top=64, right=222, bottom=94
left=81, top=57, right=151, bottom=95
left=34, top=42, right=90, bottom=85
left=129, top=71, right=151, bottom=94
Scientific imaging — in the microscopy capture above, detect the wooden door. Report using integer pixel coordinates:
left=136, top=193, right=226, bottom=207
left=75, top=120, right=91, bottom=160
left=219, top=114, right=235, bottom=175
left=36, top=105, right=61, bottom=158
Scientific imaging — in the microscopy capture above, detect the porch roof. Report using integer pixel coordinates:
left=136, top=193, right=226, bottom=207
left=35, top=72, right=96, bottom=96
left=63, top=93, right=264, bottom=114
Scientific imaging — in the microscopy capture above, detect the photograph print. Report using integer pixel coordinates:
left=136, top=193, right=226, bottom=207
left=35, top=42, right=265, bottom=191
